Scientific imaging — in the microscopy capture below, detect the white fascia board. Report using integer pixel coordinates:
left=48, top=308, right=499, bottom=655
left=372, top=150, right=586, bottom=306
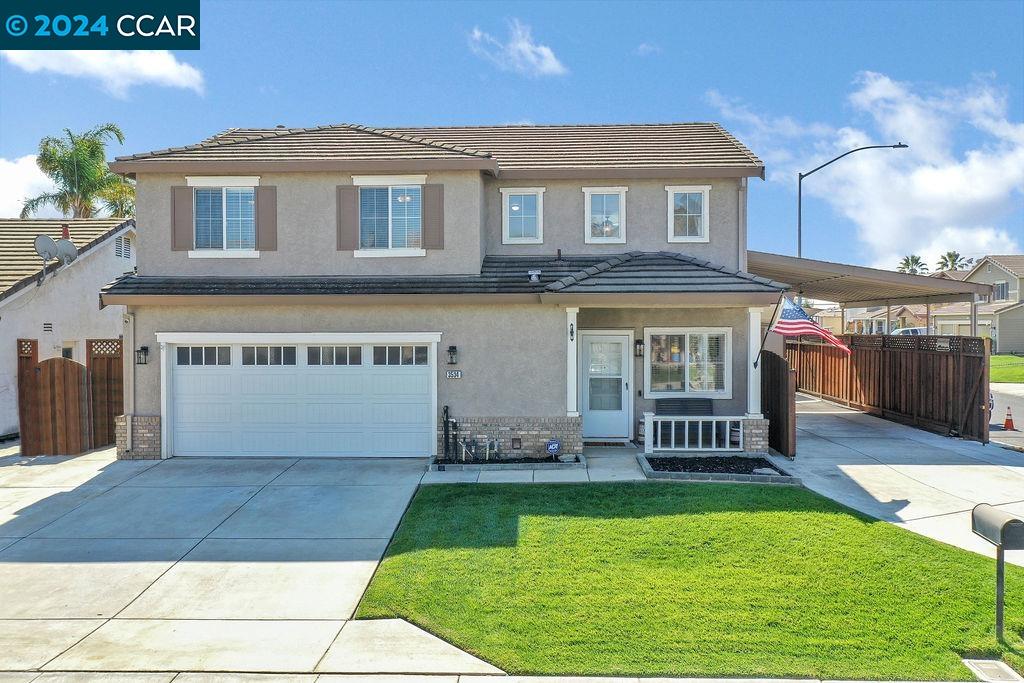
left=155, top=332, right=444, bottom=345
left=186, top=176, right=261, bottom=187
left=351, top=174, right=427, bottom=186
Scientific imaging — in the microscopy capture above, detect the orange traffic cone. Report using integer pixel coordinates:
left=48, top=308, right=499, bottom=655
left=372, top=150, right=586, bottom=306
left=1005, top=407, right=1016, bottom=431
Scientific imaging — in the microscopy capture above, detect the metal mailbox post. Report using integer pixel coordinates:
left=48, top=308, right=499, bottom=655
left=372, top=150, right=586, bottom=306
left=971, top=504, right=1024, bottom=639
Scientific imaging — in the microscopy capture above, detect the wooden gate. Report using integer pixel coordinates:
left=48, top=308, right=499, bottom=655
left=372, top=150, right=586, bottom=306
left=786, top=335, right=989, bottom=443
left=16, top=338, right=123, bottom=456
left=760, top=350, right=797, bottom=457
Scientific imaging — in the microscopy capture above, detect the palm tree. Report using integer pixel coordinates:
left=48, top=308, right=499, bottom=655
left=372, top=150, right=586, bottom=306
left=20, top=123, right=134, bottom=219
left=897, top=255, right=929, bottom=274
left=936, top=251, right=973, bottom=272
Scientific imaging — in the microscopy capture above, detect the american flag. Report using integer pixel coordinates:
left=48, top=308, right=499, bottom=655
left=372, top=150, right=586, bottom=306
left=771, top=297, right=851, bottom=355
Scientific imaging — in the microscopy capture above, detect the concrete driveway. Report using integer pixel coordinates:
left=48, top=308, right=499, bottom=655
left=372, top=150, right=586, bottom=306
left=774, top=395, right=1024, bottom=566
left=0, top=449, right=500, bottom=676
left=991, top=382, right=1024, bottom=450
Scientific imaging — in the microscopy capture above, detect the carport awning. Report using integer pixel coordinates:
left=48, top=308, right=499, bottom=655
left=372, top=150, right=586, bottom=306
left=747, top=251, right=992, bottom=306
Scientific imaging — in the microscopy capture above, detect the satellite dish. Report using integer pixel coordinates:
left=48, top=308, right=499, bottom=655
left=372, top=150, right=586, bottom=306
left=55, top=239, right=78, bottom=266
left=34, top=234, right=58, bottom=261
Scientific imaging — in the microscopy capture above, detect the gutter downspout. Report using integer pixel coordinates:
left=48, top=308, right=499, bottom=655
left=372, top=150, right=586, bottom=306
left=123, top=312, right=135, bottom=452
left=737, top=178, right=748, bottom=271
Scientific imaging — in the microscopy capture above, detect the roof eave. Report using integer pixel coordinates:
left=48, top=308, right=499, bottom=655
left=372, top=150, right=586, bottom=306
left=498, top=165, right=765, bottom=180
left=108, top=158, right=500, bottom=176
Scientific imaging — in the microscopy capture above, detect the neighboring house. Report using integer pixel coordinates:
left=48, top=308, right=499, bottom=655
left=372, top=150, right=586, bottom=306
left=930, top=255, right=1024, bottom=352
left=844, top=305, right=927, bottom=334
left=931, top=269, right=970, bottom=281
left=0, top=219, right=136, bottom=437
left=811, top=305, right=843, bottom=334
left=103, top=123, right=786, bottom=460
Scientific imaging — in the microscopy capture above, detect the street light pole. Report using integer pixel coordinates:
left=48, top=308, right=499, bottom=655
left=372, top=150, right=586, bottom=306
left=797, top=143, right=908, bottom=258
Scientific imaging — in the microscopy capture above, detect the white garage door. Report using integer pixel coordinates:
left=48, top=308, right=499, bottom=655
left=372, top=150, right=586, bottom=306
left=169, top=341, right=435, bottom=457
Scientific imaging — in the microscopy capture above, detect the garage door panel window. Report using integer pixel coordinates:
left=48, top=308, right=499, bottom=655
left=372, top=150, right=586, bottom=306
left=177, top=346, right=231, bottom=366
left=307, top=345, right=363, bottom=366
left=373, top=345, right=428, bottom=366
left=242, top=345, right=297, bottom=366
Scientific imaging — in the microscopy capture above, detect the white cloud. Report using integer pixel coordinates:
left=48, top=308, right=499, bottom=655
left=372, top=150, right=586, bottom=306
left=0, top=155, right=60, bottom=219
left=1, top=50, right=203, bottom=98
left=635, top=42, right=662, bottom=56
left=469, top=20, right=568, bottom=77
left=708, top=72, right=1024, bottom=269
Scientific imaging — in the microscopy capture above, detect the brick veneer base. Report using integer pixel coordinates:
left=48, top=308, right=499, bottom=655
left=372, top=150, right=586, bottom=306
left=439, top=415, right=583, bottom=460
left=742, top=418, right=770, bottom=454
left=115, top=415, right=162, bottom=460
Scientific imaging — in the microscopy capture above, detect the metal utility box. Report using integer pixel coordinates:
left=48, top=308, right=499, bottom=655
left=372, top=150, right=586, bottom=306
left=972, top=504, right=1024, bottom=550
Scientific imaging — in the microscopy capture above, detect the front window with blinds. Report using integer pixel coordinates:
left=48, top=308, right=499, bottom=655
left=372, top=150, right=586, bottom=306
left=194, top=187, right=255, bottom=250
left=644, top=328, right=730, bottom=397
left=359, top=186, right=422, bottom=249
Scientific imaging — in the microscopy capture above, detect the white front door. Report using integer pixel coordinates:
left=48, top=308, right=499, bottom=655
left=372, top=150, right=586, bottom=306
left=580, top=333, right=632, bottom=440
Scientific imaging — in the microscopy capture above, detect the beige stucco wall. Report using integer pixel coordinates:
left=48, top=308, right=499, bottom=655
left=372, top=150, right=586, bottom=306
left=128, top=303, right=567, bottom=418
left=483, top=176, right=743, bottom=269
left=0, top=233, right=135, bottom=434
left=996, top=307, right=1024, bottom=353
left=577, top=307, right=751, bottom=422
left=136, top=170, right=485, bottom=277
left=967, top=261, right=1021, bottom=303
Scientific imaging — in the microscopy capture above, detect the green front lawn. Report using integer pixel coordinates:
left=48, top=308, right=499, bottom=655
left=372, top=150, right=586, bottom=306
left=992, top=354, right=1024, bottom=383
left=358, top=482, right=1024, bottom=679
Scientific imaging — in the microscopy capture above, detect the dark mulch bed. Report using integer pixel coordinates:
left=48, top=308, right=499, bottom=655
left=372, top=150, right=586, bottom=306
left=435, top=455, right=580, bottom=465
left=647, top=455, right=788, bottom=476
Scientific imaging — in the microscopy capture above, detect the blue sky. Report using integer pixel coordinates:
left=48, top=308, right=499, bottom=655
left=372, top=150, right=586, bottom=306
left=2, top=0, right=1022, bottom=268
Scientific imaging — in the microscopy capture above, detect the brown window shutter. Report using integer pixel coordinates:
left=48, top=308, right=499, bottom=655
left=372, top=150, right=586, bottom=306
left=336, top=185, right=359, bottom=251
left=422, top=183, right=444, bottom=250
left=171, top=186, right=193, bottom=251
left=256, top=186, right=277, bottom=251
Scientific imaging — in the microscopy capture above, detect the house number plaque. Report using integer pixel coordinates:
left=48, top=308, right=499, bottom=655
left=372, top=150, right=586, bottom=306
left=445, top=370, right=463, bottom=379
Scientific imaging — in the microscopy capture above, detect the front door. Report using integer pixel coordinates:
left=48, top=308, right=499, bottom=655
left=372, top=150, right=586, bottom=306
left=580, top=333, right=631, bottom=440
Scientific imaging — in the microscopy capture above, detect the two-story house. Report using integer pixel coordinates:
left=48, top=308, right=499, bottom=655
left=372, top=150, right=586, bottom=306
left=930, top=255, right=1024, bottom=351
left=103, top=123, right=787, bottom=460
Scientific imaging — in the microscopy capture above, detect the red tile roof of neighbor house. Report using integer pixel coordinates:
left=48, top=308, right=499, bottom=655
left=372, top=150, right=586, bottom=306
left=931, top=269, right=971, bottom=280
left=0, top=218, right=134, bottom=303
left=109, top=122, right=765, bottom=178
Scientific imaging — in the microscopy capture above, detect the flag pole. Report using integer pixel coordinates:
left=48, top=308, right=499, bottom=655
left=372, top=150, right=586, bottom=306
left=754, top=294, right=787, bottom=368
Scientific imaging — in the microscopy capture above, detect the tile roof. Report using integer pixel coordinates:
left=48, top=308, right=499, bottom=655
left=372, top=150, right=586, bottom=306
left=110, top=122, right=764, bottom=176
left=0, top=218, right=135, bottom=303
left=983, top=255, right=1024, bottom=277
left=930, top=269, right=970, bottom=281
left=101, top=252, right=786, bottom=300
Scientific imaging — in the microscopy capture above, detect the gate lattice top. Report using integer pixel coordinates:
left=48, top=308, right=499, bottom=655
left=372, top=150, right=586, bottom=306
left=88, top=339, right=121, bottom=357
left=18, top=339, right=37, bottom=357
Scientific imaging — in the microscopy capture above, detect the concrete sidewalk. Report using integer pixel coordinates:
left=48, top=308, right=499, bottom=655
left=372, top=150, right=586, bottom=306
left=773, top=395, right=1024, bottom=566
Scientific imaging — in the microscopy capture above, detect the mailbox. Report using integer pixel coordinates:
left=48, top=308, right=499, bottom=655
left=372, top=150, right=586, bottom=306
left=971, top=503, right=1024, bottom=640
left=972, top=504, right=1024, bottom=549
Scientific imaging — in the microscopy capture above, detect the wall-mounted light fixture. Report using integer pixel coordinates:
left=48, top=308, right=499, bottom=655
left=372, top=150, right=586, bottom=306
left=634, top=339, right=644, bottom=357
left=135, top=345, right=149, bottom=365
left=569, top=323, right=575, bottom=342
left=447, top=345, right=458, bottom=365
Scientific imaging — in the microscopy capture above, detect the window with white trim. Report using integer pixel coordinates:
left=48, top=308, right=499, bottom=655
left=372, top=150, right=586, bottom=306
left=500, top=187, right=544, bottom=244
left=665, top=185, right=710, bottom=243
left=194, top=187, right=256, bottom=251
left=372, top=345, right=428, bottom=366
left=993, top=281, right=1009, bottom=301
left=644, top=327, right=731, bottom=398
left=359, top=186, right=422, bottom=250
left=583, top=187, right=627, bottom=244
left=241, top=345, right=296, bottom=366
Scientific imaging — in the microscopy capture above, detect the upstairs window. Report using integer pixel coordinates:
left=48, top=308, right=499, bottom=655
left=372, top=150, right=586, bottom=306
left=666, top=185, right=710, bottom=243
left=359, top=186, right=422, bottom=250
left=194, top=187, right=256, bottom=251
left=583, top=187, right=627, bottom=244
left=993, top=281, right=1009, bottom=301
left=501, top=188, right=544, bottom=244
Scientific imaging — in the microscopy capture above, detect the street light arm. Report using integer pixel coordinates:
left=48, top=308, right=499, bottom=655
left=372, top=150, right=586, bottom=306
left=800, top=143, right=908, bottom=179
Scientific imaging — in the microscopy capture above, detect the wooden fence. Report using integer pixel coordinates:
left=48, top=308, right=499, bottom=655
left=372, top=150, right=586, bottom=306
left=760, top=350, right=797, bottom=457
left=785, top=335, right=989, bottom=443
left=16, top=338, right=123, bottom=456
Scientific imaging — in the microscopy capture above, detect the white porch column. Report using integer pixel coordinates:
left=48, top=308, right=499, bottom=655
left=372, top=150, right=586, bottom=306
left=746, top=307, right=763, bottom=418
left=970, top=296, right=979, bottom=336
left=566, top=307, right=580, bottom=417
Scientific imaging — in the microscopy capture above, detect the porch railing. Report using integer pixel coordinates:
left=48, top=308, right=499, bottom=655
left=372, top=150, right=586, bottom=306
left=642, top=412, right=745, bottom=453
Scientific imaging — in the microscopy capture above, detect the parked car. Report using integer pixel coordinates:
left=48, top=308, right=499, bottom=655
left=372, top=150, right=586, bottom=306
left=891, top=327, right=927, bottom=336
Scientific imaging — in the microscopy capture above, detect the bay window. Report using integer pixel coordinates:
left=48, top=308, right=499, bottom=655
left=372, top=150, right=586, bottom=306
left=644, top=327, right=731, bottom=398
